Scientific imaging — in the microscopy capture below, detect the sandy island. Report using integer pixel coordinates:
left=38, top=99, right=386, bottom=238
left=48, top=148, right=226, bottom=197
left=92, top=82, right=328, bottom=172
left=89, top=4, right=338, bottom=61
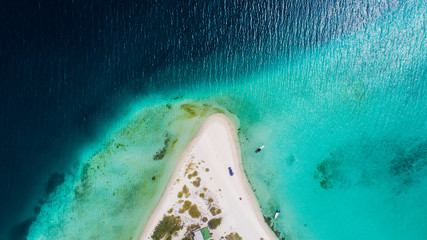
left=140, top=114, right=277, bottom=240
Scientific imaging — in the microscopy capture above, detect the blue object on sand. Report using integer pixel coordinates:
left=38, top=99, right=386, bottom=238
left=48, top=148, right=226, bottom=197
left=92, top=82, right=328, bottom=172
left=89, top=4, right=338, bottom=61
left=228, top=167, right=234, bottom=176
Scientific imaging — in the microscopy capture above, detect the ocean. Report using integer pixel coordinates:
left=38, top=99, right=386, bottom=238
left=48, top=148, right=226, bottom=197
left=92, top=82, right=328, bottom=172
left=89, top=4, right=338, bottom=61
left=1, top=0, right=425, bottom=239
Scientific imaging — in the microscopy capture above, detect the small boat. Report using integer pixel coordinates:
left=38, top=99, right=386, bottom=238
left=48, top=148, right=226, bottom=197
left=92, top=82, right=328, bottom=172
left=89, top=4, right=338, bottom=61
left=255, top=145, right=265, bottom=153
left=274, top=209, right=280, bottom=219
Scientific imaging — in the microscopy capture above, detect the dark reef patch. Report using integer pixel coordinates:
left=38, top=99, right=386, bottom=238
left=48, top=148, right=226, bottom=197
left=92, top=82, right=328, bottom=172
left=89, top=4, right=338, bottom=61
left=390, top=141, right=427, bottom=185
left=153, top=134, right=171, bottom=160
left=311, top=137, right=427, bottom=192
left=115, top=143, right=126, bottom=150
left=314, top=156, right=341, bottom=190
left=33, top=206, right=41, bottom=215
left=213, top=107, right=225, bottom=114
left=44, top=172, right=65, bottom=196
left=180, top=104, right=198, bottom=118
left=171, top=95, right=184, bottom=101
left=179, top=102, right=227, bottom=120
left=75, top=161, right=95, bottom=200
left=8, top=217, right=35, bottom=240
left=285, top=154, right=296, bottom=166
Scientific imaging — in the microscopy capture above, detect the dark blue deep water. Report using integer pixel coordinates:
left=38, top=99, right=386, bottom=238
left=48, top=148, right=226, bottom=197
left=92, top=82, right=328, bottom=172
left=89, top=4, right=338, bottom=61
left=1, top=0, right=425, bottom=239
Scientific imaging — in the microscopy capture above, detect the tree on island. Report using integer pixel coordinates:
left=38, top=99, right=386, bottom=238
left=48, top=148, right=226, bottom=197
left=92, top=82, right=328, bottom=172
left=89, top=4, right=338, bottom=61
left=151, top=215, right=182, bottom=240
left=208, top=218, right=222, bottom=229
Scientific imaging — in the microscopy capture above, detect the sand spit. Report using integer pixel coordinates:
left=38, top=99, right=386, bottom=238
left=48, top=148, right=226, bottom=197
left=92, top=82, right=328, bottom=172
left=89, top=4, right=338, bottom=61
left=140, top=114, right=277, bottom=239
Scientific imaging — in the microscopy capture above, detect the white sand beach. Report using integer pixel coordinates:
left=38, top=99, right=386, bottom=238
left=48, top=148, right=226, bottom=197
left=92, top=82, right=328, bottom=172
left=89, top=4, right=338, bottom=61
left=140, top=114, right=277, bottom=239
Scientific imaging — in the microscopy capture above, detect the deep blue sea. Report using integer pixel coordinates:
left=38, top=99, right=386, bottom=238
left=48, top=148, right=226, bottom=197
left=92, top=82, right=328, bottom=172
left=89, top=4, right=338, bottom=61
left=1, top=0, right=426, bottom=239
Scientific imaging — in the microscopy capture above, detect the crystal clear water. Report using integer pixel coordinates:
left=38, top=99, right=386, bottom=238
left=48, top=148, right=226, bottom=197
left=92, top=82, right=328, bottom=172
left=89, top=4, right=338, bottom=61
left=2, top=0, right=426, bottom=239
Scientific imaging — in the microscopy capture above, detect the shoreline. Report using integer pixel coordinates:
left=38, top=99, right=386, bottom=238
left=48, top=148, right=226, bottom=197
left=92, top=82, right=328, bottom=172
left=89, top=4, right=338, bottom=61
left=139, top=113, right=277, bottom=239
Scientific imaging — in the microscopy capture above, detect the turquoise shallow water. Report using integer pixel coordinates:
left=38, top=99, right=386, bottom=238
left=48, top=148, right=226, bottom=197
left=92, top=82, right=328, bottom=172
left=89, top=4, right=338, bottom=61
left=28, top=0, right=426, bottom=239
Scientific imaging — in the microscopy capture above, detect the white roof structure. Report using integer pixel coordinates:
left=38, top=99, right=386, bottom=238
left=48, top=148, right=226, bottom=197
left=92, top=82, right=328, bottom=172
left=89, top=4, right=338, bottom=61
left=193, top=230, right=204, bottom=240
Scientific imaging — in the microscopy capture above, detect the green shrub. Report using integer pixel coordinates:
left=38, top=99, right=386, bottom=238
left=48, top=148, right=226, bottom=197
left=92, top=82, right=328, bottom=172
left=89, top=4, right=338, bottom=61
left=151, top=215, right=182, bottom=240
left=179, top=200, right=192, bottom=213
left=209, top=207, right=221, bottom=216
left=192, top=177, right=201, bottom=187
left=189, top=204, right=201, bottom=218
left=178, top=185, right=190, bottom=198
left=188, top=170, right=198, bottom=179
left=225, top=232, right=242, bottom=240
left=209, top=207, right=216, bottom=215
left=208, top=218, right=222, bottom=229
left=183, top=185, right=189, bottom=194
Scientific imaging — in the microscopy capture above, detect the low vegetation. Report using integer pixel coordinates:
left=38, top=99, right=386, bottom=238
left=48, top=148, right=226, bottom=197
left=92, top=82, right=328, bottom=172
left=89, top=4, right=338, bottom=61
left=209, top=206, right=221, bottom=216
left=189, top=204, right=201, bottom=218
left=184, top=162, right=195, bottom=176
left=225, top=232, right=242, bottom=240
left=183, top=185, right=189, bottom=197
left=178, top=185, right=190, bottom=198
left=192, top=177, right=201, bottom=187
left=208, top=218, right=222, bottom=229
left=151, top=215, right=182, bottom=240
left=188, top=170, right=198, bottom=179
left=179, top=200, right=192, bottom=213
